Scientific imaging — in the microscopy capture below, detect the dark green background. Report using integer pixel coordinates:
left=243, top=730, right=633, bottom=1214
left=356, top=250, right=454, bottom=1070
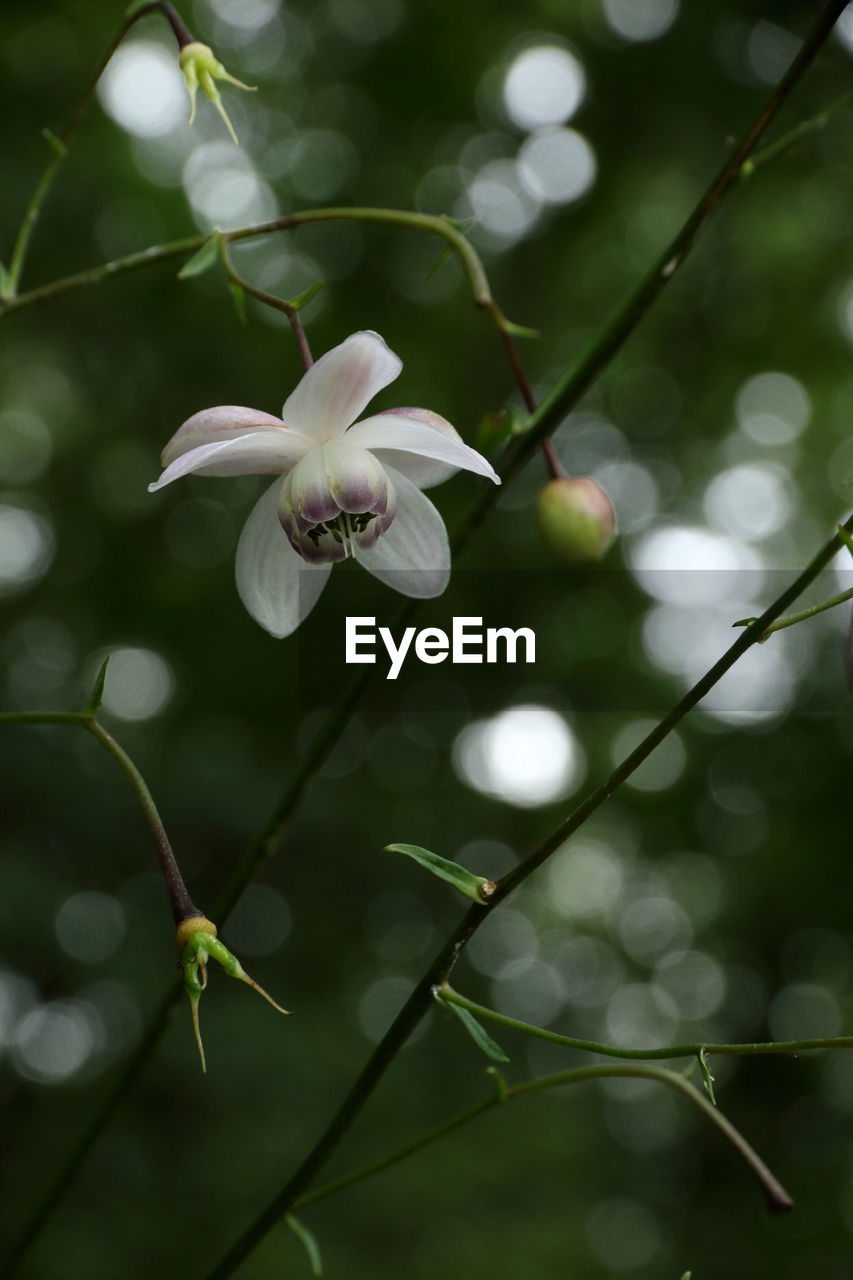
left=2, top=0, right=853, bottom=1276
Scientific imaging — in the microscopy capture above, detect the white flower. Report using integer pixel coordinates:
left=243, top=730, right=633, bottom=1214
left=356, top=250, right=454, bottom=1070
left=149, top=331, right=499, bottom=637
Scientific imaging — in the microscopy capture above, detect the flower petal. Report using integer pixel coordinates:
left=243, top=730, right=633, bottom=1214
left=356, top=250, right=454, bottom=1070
left=346, top=412, right=500, bottom=486
left=149, top=430, right=311, bottom=492
left=357, top=407, right=467, bottom=489
left=281, top=332, right=402, bottom=442
left=236, top=479, right=332, bottom=637
left=161, top=406, right=289, bottom=466
left=353, top=465, right=450, bottom=598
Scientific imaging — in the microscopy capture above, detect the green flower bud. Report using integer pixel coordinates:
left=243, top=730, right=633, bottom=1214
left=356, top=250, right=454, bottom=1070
left=177, top=914, right=289, bottom=1072
left=178, top=42, right=256, bottom=146
left=536, top=477, right=617, bottom=563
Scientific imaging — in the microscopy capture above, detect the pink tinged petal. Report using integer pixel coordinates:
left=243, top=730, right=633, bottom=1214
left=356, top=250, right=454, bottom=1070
left=353, top=465, right=450, bottom=599
left=363, top=407, right=467, bottom=489
left=345, top=413, right=500, bottom=486
left=323, top=440, right=390, bottom=515
left=161, top=405, right=289, bottom=466
left=280, top=331, right=403, bottom=443
left=148, top=430, right=310, bottom=492
left=354, top=476, right=397, bottom=551
left=284, top=448, right=342, bottom=526
left=235, top=479, right=332, bottom=638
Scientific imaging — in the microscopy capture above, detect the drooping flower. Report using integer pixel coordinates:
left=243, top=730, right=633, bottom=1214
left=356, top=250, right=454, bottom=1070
left=149, top=331, right=500, bottom=637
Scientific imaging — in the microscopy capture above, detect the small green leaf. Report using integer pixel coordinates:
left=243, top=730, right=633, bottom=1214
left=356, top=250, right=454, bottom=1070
left=84, top=658, right=110, bottom=715
left=0, top=261, right=10, bottom=297
left=286, top=1215, right=323, bottom=1277
left=838, top=525, right=853, bottom=558
left=441, top=215, right=475, bottom=234
left=501, top=318, right=540, bottom=339
left=731, top=615, right=756, bottom=629
left=178, top=235, right=222, bottom=280
left=384, top=843, right=493, bottom=903
left=439, top=997, right=510, bottom=1062
left=698, top=1049, right=716, bottom=1106
left=228, top=280, right=246, bottom=324
left=285, top=280, right=325, bottom=310
left=425, top=243, right=454, bottom=280
left=680, top=1272, right=693, bottom=1280
left=41, top=128, right=67, bottom=157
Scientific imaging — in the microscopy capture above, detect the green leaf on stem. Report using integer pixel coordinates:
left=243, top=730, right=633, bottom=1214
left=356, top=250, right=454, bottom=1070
left=178, top=235, right=223, bottom=280
left=0, top=261, right=10, bottom=298
left=698, top=1049, right=716, bottom=1106
left=437, top=995, right=510, bottom=1062
left=84, top=658, right=110, bottom=716
left=285, top=280, right=325, bottom=310
left=680, top=1273, right=693, bottom=1280
left=286, top=1215, right=323, bottom=1277
left=425, top=242, right=454, bottom=280
left=440, top=215, right=475, bottom=234
left=384, top=843, right=494, bottom=903
left=228, top=279, right=246, bottom=324
left=41, top=128, right=67, bottom=157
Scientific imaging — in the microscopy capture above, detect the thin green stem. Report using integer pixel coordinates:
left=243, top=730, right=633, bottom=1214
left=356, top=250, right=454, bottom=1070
left=205, top=510, right=853, bottom=1278
left=271, top=1063, right=792, bottom=1252
left=734, top=586, right=853, bottom=639
left=453, top=0, right=852, bottom=548
left=510, top=1067, right=793, bottom=1214
left=0, top=709, right=199, bottom=924
left=4, top=2, right=193, bottom=299
left=294, top=1094, right=498, bottom=1212
left=0, top=209, right=493, bottom=318
left=218, top=239, right=314, bottom=370
left=438, top=985, right=853, bottom=1062
left=741, top=86, right=853, bottom=177
left=8, top=3, right=848, bottom=1266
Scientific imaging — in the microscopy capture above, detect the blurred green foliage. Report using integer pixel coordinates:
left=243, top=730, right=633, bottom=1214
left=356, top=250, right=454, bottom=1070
left=2, top=0, right=853, bottom=1277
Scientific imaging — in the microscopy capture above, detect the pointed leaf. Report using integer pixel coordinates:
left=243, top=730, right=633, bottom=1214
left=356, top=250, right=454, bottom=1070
left=384, top=843, right=493, bottom=903
left=698, top=1049, right=716, bottom=1106
left=84, top=657, right=110, bottom=715
left=228, top=280, right=246, bottom=324
left=285, top=280, right=325, bottom=310
left=438, top=997, right=510, bottom=1062
left=178, top=235, right=223, bottom=280
left=425, top=243, right=454, bottom=280
left=0, top=261, right=10, bottom=298
left=41, top=128, right=67, bottom=157
left=441, top=215, right=475, bottom=234
left=838, top=525, right=853, bottom=557
left=286, top=1215, right=323, bottom=1277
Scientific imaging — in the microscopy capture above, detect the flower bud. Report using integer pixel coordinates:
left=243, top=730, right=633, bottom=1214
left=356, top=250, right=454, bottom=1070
left=536, top=477, right=617, bottom=562
left=178, top=41, right=256, bottom=146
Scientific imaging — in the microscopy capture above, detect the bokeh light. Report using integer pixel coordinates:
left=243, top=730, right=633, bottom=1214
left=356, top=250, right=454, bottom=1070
left=453, top=705, right=585, bottom=807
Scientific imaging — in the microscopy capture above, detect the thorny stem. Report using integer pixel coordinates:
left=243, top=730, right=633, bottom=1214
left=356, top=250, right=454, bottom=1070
left=4, top=3, right=850, bottom=1271
left=438, top=985, right=853, bottom=1063
left=218, top=239, right=314, bottom=370
left=295, top=1065, right=793, bottom=1221
left=4, top=2, right=194, bottom=299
